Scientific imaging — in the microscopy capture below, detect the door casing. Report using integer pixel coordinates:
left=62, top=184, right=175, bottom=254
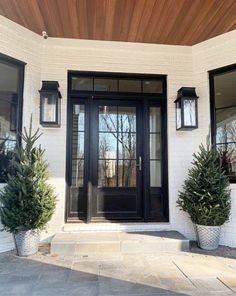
left=66, top=71, right=169, bottom=223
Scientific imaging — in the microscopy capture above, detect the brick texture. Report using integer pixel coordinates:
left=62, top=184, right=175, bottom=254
left=0, top=16, right=235, bottom=252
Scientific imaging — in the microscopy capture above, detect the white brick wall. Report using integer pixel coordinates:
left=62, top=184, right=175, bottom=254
left=0, top=16, right=42, bottom=252
left=0, top=16, right=236, bottom=252
left=192, top=30, right=236, bottom=246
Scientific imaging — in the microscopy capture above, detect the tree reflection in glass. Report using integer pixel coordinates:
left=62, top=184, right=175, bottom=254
left=0, top=138, right=15, bottom=182
left=98, top=106, right=136, bottom=187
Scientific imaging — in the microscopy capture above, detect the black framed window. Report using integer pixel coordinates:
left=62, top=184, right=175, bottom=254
left=210, top=64, right=236, bottom=183
left=68, top=71, right=166, bottom=96
left=0, top=53, right=25, bottom=183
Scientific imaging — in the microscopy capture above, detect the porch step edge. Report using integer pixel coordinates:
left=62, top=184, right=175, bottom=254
left=63, top=222, right=171, bottom=233
left=51, top=231, right=189, bottom=256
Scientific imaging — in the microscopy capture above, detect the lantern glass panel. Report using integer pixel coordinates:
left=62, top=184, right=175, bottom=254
left=183, top=99, right=196, bottom=126
left=42, top=94, right=57, bottom=122
left=176, top=101, right=182, bottom=129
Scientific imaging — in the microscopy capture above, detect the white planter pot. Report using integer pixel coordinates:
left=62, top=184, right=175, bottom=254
left=14, top=229, right=40, bottom=257
left=195, top=224, right=221, bottom=250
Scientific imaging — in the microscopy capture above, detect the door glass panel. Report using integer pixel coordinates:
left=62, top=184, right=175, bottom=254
left=98, top=159, right=117, bottom=187
left=118, top=106, right=136, bottom=132
left=71, top=159, right=84, bottom=187
left=73, top=105, right=85, bottom=130
left=99, top=106, right=117, bottom=132
left=150, top=134, right=161, bottom=159
left=118, top=160, right=136, bottom=187
left=94, top=79, right=118, bottom=92
left=150, top=160, right=161, bottom=187
left=149, top=107, right=161, bottom=187
left=98, top=105, right=137, bottom=188
left=72, top=132, right=84, bottom=158
left=150, top=107, right=161, bottom=132
left=118, top=133, right=136, bottom=159
left=71, top=104, right=85, bottom=188
left=99, top=133, right=117, bottom=159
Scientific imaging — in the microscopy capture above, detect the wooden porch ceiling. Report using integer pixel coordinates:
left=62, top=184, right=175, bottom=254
left=0, top=0, right=236, bottom=45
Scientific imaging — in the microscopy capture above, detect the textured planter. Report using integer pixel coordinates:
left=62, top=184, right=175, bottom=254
left=14, top=229, right=40, bottom=257
left=195, top=224, right=221, bottom=250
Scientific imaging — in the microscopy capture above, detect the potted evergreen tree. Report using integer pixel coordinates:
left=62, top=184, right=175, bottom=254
left=177, top=144, right=231, bottom=250
left=0, top=121, right=56, bottom=256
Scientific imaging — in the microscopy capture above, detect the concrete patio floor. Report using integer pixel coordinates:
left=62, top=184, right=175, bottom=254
left=1, top=243, right=236, bottom=296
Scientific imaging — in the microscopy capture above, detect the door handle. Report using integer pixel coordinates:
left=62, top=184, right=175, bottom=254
left=136, top=156, right=142, bottom=171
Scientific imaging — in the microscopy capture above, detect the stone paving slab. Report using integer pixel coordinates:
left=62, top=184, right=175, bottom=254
left=1, top=244, right=236, bottom=296
left=173, top=256, right=235, bottom=278
left=218, top=276, right=236, bottom=291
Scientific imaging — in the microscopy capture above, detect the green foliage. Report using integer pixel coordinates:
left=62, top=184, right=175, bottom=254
left=177, top=144, right=231, bottom=226
left=0, top=120, right=56, bottom=234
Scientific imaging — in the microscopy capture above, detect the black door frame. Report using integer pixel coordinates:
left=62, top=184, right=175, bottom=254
left=90, top=98, right=143, bottom=221
left=66, top=71, right=169, bottom=223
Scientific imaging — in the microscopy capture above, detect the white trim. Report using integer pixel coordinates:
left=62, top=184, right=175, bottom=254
left=63, top=222, right=171, bottom=233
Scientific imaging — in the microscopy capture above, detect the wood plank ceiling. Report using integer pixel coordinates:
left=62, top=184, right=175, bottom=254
left=0, top=0, right=236, bottom=45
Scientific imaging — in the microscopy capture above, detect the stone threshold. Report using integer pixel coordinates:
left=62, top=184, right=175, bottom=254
left=63, top=222, right=171, bottom=233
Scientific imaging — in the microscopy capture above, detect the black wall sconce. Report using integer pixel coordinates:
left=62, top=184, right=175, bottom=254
left=39, top=81, right=62, bottom=127
left=175, top=87, right=198, bottom=130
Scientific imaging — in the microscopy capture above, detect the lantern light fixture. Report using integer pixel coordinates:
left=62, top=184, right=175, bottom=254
left=39, top=81, right=62, bottom=127
left=174, top=87, right=198, bottom=131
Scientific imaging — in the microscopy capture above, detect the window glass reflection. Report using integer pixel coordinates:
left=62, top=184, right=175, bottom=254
left=71, top=77, right=93, bottom=91
left=149, top=107, right=160, bottom=132
left=119, top=79, right=141, bottom=93
left=150, top=134, right=161, bottom=159
left=73, top=105, right=85, bottom=131
left=0, top=60, right=20, bottom=183
left=72, top=132, right=84, bottom=159
left=217, top=143, right=236, bottom=178
left=150, top=160, right=161, bottom=187
left=98, top=159, right=117, bottom=187
left=99, top=133, right=117, bottom=159
left=118, top=106, right=136, bottom=132
left=118, top=160, right=136, bottom=187
left=216, top=107, right=236, bottom=143
left=214, top=71, right=236, bottom=108
left=99, top=106, right=117, bottom=132
left=143, top=80, right=163, bottom=93
left=214, top=70, right=236, bottom=181
left=94, top=79, right=118, bottom=92
left=71, top=159, right=84, bottom=187
left=118, top=133, right=136, bottom=159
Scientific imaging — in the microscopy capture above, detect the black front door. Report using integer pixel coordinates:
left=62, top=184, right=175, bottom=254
left=67, top=96, right=168, bottom=222
left=90, top=100, right=142, bottom=220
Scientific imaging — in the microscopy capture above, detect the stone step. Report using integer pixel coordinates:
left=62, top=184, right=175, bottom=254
left=63, top=222, right=171, bottom=232
left=51, top=231, right=189, bottom=257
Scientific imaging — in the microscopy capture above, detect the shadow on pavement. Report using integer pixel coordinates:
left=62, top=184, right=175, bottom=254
left=0, top=251, right=191, bottom=296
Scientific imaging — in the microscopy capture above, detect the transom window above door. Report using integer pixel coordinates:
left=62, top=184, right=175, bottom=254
left=69, top=72, right=166, bottom=96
